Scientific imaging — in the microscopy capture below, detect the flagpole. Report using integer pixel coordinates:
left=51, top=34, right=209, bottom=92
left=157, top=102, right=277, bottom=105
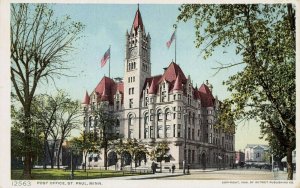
left=109, top=45, right=111, bottom=78
left=173, top=24, right=177, bottom=64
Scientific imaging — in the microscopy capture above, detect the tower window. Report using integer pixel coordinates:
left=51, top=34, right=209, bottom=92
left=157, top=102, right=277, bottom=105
left=129, top=99, right=133, bottom=108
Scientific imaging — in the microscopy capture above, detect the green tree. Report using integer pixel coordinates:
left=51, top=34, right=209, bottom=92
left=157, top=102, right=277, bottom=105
left=69, top=132, right=97, bottom=172
left=92, top=106, right=119, bottom=170
left=149, top=140, right=170, bottom=172
left=178, top=4, right=295, bottom=179
left=114, top=138, right=148, bottom=171
left=11, top=4, right=84, bottom=178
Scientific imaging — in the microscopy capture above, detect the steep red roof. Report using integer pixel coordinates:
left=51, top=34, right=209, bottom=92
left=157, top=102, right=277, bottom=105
left=101, top=86, right=109, bottom=101
left=142, top=75, right=162, bottom=96
left=172, top=74, right=183, bottom=91
left=132, top=7, right=144, bottom=33
left=159, top=62, right=187, bottom=84
left=199, top=84, right=215, bottom=107
left=82, top=91, right=90, bottom=104
left=94, top=76, right=124, bottom=105
left=148, top=79, right=156, bottom=94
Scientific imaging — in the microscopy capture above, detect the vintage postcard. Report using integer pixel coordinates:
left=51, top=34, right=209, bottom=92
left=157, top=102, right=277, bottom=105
left=0, top=0, right=299, bottom=188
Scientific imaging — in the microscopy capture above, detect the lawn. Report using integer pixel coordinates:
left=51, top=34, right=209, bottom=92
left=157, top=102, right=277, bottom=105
left=11, top=169, right=150, bottom=180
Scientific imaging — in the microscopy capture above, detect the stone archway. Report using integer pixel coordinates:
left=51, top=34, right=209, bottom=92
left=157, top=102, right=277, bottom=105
left=135, top=151, right=147, bottom=167
left=121, top=151, right=132, bottom=166
left=201, top=152, right=206, bottom=170
left=107, top=151, right=117, bottom=166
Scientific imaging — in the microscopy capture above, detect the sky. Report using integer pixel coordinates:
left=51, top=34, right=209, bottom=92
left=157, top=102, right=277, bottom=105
left=26, top=4, right=268, bottom=151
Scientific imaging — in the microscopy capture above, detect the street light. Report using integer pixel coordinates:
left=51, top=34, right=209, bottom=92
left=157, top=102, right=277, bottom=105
left=70, top=148, right=74, bottom=179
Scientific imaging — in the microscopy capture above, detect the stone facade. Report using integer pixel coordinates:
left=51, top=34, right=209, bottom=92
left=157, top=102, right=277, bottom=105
left=244, top=144, right=269, bottom=162
left=81, top=7, right=235, bottom=170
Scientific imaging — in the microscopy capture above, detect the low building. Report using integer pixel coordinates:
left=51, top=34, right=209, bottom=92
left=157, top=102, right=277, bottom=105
left=244, top=144, right=269, bottom=162
left=235, top=150, right=245, bottom=165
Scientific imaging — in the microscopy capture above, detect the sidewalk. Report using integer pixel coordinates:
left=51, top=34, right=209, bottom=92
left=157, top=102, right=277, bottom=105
left=273, top=170, right=296, bottom=180
left=102, top=168, right=220, bottom=180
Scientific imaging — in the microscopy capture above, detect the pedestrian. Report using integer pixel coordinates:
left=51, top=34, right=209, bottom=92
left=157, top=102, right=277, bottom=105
left=151, top=162, right=156, bottom=174
left=172, top=164, right=175, bottom=173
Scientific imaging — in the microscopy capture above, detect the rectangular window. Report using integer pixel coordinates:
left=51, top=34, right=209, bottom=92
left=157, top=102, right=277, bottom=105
left=158, top=126, right=163, bottom=138
left=192, top=129, right=195, bottom=140
left=132, top=87, right=134, bottom=94
left=128, top=77, right=130, bottom=83
left=177, top=124, right=181, bottom=137
left=150, top=115, right=153, bottom=121
left=192, top=150, right=195, bottom=163
left=178, top=113, right=181, bottom=119
left=173, top=124, right=176, bottom=137
left=150, top=126, right=154, bottom=138
left=129, top=99, right=133, bottom=108
left=178, top=94, right=181, bottom=99
left=173, top=113, right=176, bottom=119
left=133, top=76, right=135, bottom=82
left=178, top=106, right=181, bottom=111
left=166, top=125, right=171, bottom=138
left=188, top=127, right=191, bottom=139
left=173, top=107, right=176, bottom=111
left=129, top=88, right=131, bottom=95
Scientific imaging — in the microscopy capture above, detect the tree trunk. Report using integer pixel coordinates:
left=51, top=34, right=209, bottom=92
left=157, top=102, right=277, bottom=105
left=56, top=139, right=64, bottom=169
left=43, top=138, right=48, bottom=169
left=84, top=152, right=87, bottom=172
left=286, top=147, right=293, bottom=180
left=104, top=145, right=108, bottom=170
left=23, top=111, right=32, bottom=179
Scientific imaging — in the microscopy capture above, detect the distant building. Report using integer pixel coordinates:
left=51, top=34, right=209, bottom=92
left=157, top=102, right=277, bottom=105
left=235, top=150, right=245, bottom=164
left=244, top=144, right=269, bottom=162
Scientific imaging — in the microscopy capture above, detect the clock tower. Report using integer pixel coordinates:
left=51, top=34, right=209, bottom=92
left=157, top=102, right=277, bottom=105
left=124, top=7, right=151, bottom=110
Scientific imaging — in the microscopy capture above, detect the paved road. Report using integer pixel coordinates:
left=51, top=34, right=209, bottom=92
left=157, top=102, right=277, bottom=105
left=156, top=168, right=275, bottom=180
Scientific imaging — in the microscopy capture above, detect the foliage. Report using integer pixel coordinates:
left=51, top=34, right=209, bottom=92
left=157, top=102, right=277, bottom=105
left=31, top=91, right=81, bottom=169
left=149, top=140, right=170, bottom=161
left=11, top=169, right=147, bottom=180
left=178, top=4, right=295, bottom=179
left=114, top=138, right=148, bottom=169
left=10, top=3, right=84, bottom=178
left=90, top=106, right=120, bottom=170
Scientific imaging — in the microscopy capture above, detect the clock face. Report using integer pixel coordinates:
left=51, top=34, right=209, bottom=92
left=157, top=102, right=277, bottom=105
left=130, top=48, right=137, bottom=57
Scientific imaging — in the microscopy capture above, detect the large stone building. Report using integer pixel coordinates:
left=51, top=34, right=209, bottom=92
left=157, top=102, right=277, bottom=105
left=82, top=7, right=235, bottom=169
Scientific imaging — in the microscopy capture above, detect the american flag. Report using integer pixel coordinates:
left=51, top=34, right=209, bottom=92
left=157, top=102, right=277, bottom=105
left=166, top=31, right=176, bottom=48
left=100, top=47, right=110, bottom=67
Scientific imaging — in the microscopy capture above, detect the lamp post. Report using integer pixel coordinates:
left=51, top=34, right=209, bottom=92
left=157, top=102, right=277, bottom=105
left=70, top=149, right=74, bottom=179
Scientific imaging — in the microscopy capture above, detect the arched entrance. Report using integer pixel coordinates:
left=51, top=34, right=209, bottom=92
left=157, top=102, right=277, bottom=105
left=201, top=152, right=206, bottom=170
left=135, top=151, right=147, bottom=167
left=107, top=151, right=117, bottom=166
left=121, top=151, right=132, bottom=166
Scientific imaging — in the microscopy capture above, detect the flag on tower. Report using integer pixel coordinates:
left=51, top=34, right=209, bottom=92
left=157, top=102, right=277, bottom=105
left=166, top=31, right=176, bottom=48
left=100, top=47, right=110, bottom=67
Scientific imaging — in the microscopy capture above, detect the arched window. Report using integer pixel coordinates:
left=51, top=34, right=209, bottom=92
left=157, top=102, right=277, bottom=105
left=188, top=111, right=191, bottom=124
left=144, top=113, right=149, bottom=125
left=128, top=114, right=133, bottom=126
left=165, top=109, right=171, bottom=120
left=157, top=109, right=163, bottom=121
